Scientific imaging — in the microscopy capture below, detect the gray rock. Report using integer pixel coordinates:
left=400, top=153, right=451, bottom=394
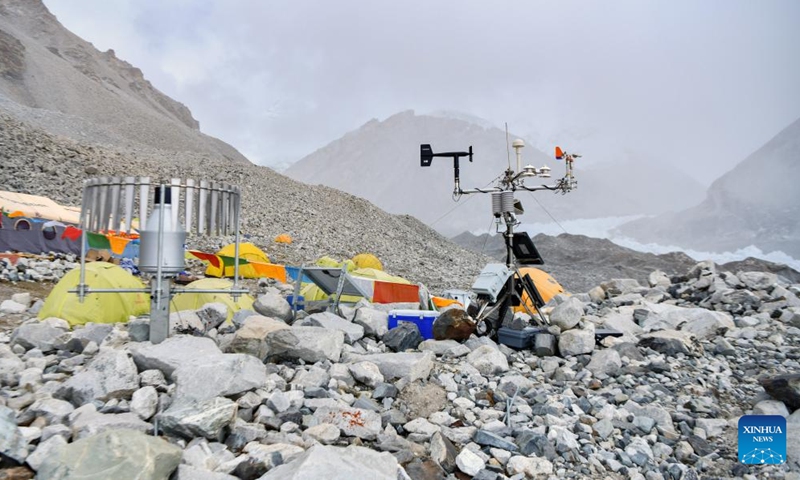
left=11, top=319, right=69, bottom=352
left=173, top=465, right=239, bottom=480
left=196, top=302, right=229, bottom=330
left=648, top=270, right=671, bottom=288
left=466, top=345, right=509, bottom=375
left=348, top=361, right=385, bottom=387
left=171, top=353, right=268, bottom=404
left=258, top=444, right=399, bottom=480
left=418, top=339, right=471, bottom=358
left=593, top=418, right=614, bottom=439
left=455, top=448, right=485, bottom=476
left=638, top=330, right=702, bottom=357
left=558, top=328, right=595, bottom=356
left=266, top=326, right=344, bottom=363
left=373, top=383, right=399, bottom=400
left=759, top=373, right=800, bottom=411
left=430, top=431, right=458, bottom=472
left=159, top=397, right=237, bottom=440
left=304, top=423, right=340, bottom=444
left=229, top=315, right=289, bottom=359
left=534, top=333, right=557, bottom=357
left=301, top=311, right=364, bottom=344
left=170, top=310, right=207, bottom=335
left=130, top=335, right=222, bottom=379
left=0, top=405, right=27, bottom=463
left=506, top=455, right=554, bottom=477
left=753, top=399, right=790, bottom=417
left=11, top=292, right=31, bottom=307
left=474, top=429, right=518, bottom=452
left=130, top=385, right=159, bottom=420
left=0, top=299, right=27, bottom=314
left=601, top=278, right=642, bottom=296
left=383, top=322, right=423, bottom=352
left=549, top=296, right=583, bottom=331
left=548, top=425, right=579, bottom=452
left=353, top=308, right=389, bottom=338
left=515, top=430, right=556, bottom=459
left=291, top=366, right=330, bottom=389
left=355, top=352, right=434, bottom=381
left=28, top=398, right=75, bottom=424
left=26, top=434, right=67, bottom=472
left=127, top=318, right=150, bottom=342
left=56, top=348, right=139, bottom=406
left=225, top=420, right=267, bottom=451
left=625, top=437, right=654, bottom=466
left=312, top=406, right=382, bottom=440
left=738, top=271, right=778, bottom=290
left=70, top=323, right=114, bottom=350
left=37, top=429, right=181, bottom=480
left=70, top=407, right=153, bottom=439
left=253, top=292, right=292, bottom=322
left=588, top=286, right=606, bottom=303
left=0, top=343, right=25, bottom=385
left=586, top=349, right=622, bottom=377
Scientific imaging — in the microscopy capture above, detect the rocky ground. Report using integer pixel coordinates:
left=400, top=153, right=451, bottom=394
left=0, top=260, right=798, bottom=479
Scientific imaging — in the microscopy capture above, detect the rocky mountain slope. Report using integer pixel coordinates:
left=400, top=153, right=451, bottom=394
left=453, top=232, right=800, bottom=293
left=0, top=0, right=246, bottom=162
left=617, top=116, right=800, bottom=258
left=285, top=111, right=705, bottom=236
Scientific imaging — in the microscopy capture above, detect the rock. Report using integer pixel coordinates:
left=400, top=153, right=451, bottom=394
left=0, top=344, right=25, bottom=385
left=601, top=278, right=642, bottom=296
left=0, top=405, right=27, bottom=463
left=548, top=425, right=579, bottom=452
left=738, top=271, right=778, bottom=290
left=753, top=399, right=790, bottom=417
left=466, top=345, right=509, bottom=375
left=229, top=315, right=289, bottom=359
left=357, top=352, right=434, bottom=381
left=169, top=310, right=206, bottom=335
left=171, top=353, right=267, bottom=404
left=301, top=312, right=364, bottom=344
left=11, top=293, right=31, bottom=307
left=558, top=328, right=595, bottom=356
left=418, top=339, right=471, bottom=358
left=383, top=322, right=424, bottom=352
left=258, top=444, right=400, bottom=480
left=625, top=437, right=654, bottom=466
left=253, top=293, right=292, bottom=322
left=588, top=286, right=606, bottom=303
left=55, top=348, right=139, bottom=406
left=172, top=465, right=238, bottom=480
left=312, top=406, right=382, bottom=440
left=266, top=326, right=344, bottom=363
left=638, top=330, right=702, bottom=357
left=759, top=373, right=800, bottom=411
left=126, top=318, right=150, bottom=343
left=69, top=324, right=114, bottom=351
left=593, top=418, right=614, bottom=439
left=37, top=429, right=181, bottom=480
left=130, top=335, right=221, bottom=379
left=506, top=455, right=554, bottom=477
left=353, top=308, right=389, bottom=338
left=497, top=375, right=534, bottom=397
left=585, top=349, right=622, bottom=377
left=432, top=309, right=475, bottom=341
left=130, top=386, right=159, bottom=420
left=304, top=423, right=340, bottom=444
left=225, top=420, right=267, bottom=452
left=534, top=333, right=557, bottom=357
left=455, top=448, right=485, bottom=476
left=291, top=366, right=329, bottom=389
left=714, top=337, right=736, bottom=356
left=1, top=300, right=27, bottom=314
left=474, top=429, right=517, bottom=452
left=158, top=397, right=237, bottom=440
left=430, top=431, right=458, bottom=472
left=348, top=361, right=384, bottom=388
left=196, top=302, right=229, bottom=330
left=648, top=271, right=671, bottom=288
left=26, top=435, right=67, bottom=472
left=404, top=418, right=440, bottom=439
left=27, top=398, right=74, bottom=424
left=549, top=296, right=583, bottom=331
left=373, top=383, right=399, bottom=400
left=695, top=418, right=728, bottom=439
left=70, top=407, right=152, bottom=439
left=404, top=458, right=446, bottom=480
left=11, top=320, right=69, bottom=352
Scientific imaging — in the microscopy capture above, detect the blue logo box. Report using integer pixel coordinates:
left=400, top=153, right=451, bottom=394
left=738, top=415, right=786, bottom=465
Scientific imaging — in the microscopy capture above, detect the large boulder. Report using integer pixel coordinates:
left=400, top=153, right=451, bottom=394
left=266, top=326, right=344, bottom=363
left=37, top=429, right=181, bottom=480
left=0, top=343, right=25, bottom=386
left=759, top=373, right=800, bottom=411
left=466, top=345, right=509, bottom=375
left=601, top=279, right=643, bottom=296
left=0, top=405, right=27, bottom=463
left=737, top=271, right=778, bottom=291
left=299, top=312, right=364, bottom=344
left=70, top=406, right=153, bottom=439
left=355, top=352, right=434, bottom=382
left=585, top=349, right=622, bottom=377
left=11, top=318, right=69, bottom=352
left=171, top=354, right=268, bottom=404
left=639, top=303, right=735, bottom=339
left=130, top=335, right=221, bottom=379
left=229, top=315, right=289, bottom=358
left=259, top=444, right=400, bottom=479
left=312, top=406, right=382, bottom=440
left=253, top=293, right=292, bottom=322
left=638, top=330, right=703, bottom=357
left=558, top=328, right=595, bottom=356
left=383, top=322, right=423, bottom=352
left=549, top=296, right=584, bottom=331
left=55, top=348, right=139, bottom=406
left=353, top=308, right=389, bottom=338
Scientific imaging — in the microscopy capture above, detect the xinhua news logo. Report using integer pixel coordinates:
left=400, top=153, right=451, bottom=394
left=738, top=415, right=786, bottom=465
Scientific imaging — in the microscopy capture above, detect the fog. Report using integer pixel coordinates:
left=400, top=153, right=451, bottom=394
left=45, top=0, right=800, bottom=184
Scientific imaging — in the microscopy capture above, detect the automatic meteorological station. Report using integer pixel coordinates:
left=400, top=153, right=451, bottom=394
left=421, top=139, right=599, bottom=346
left=72, top=177, right=245, bottom=343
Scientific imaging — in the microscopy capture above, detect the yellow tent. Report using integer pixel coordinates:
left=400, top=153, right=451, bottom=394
left=274, top=234, right=292, bottom=244
left=514, top=267, right=565, bottom=313
left=205, top=242, right=270, bottom=278
left=171, top=278, right=254, bottom=322
left=352, top=253, right=383, bottom=271
left=299, top=267, right=410, bottom=302
left=39, top=263, right=149, bottom=327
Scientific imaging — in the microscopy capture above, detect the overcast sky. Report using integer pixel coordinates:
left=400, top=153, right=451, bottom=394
left=44, top=0, right=800, bottom=183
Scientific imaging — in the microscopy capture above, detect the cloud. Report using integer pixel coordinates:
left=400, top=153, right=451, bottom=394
left=44, top=0, right=800, bottom=182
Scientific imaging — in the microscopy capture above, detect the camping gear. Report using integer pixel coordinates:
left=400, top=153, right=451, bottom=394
left=72, top=177, right=247, bottom=343
left=388, top=310, right=440, bottom=340
left=39, top=262, right=149, bottom=326
left=351, top=253, right=382, bottom=271
left=204, top=242, right=269, bottom=278
left=0, top=190, right=81, bottom=224
left=299, top=267, right=419, bottom=305
left=171, top=278, right=254, bottom=322
left=497, top=326, right=546, bottom=349
left=513, top=268, right=565, bottom=313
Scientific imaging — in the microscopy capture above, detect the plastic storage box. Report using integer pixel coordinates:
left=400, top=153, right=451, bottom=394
left=388, top=310, right=440, bottom=340
left=497, top=327, right=545, bottom=349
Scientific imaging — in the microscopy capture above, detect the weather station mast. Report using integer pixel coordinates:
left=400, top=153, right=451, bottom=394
left=420, top=139, right=580, bottom=338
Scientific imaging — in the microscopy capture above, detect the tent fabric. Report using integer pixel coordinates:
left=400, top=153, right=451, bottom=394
left=274, top=234, right=292, bottom=244
left=0, top=191, right=81, bottom=224
left=205, top=243, right=270, bottom=278
left=0, top=224, right=82, bottom=256
left=39, top=263, right=149, bottom=327
left=171, top=278, right=254, bottom=322
left=351, top=253, right=383, bottom=271
left=513, top=267, right=565, bottom=313
left=299, top=267, right=418, bottom=304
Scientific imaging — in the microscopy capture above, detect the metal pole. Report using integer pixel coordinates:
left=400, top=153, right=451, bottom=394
left=232, top=187, right=241, bottom=298
left=78, top=180, right=89, bottom=302
left=150, top=184, right=169, bottom=344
